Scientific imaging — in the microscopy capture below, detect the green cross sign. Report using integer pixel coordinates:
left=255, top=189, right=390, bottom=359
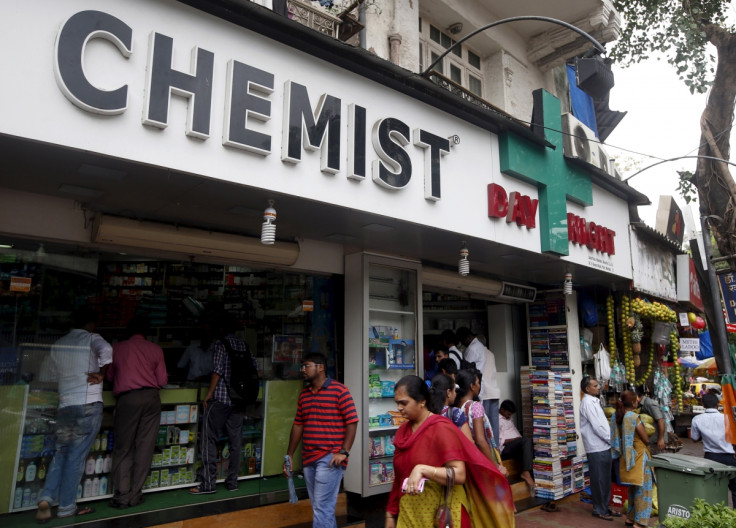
left=498, top=90, right=593, bottom=256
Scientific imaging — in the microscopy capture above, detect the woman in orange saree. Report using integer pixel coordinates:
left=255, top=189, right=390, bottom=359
left=385, top=375, right=515, bottom=528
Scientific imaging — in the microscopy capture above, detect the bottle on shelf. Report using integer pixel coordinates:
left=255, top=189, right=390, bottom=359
left=13, top=487, right=23, bottom=509
left=21, top=487, right=31, bottom=508
left=103, top=454, right=112, bottom=473
left=93, top=434, right=101, bottom=452
left=83, top=478, right=93, bottom=498
left=100, top=430, right=108, bottom=451
left=76, top=483, right=83, bottom=500
left=25, top=460, right=36, bottom=483
left=37, top=460, right=46, bottom=480
left=95, top=454, right=103, bottom=474
left=17, top=462, right=24, bottom=483
left=92, top=477, right=100, bottom=496
left=100, top=475, right=108, bottom=495
left=85, top=455, right=95, bottom=475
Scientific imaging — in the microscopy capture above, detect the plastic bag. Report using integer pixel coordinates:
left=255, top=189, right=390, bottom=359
left=594, top=343, right=611, bottom=382
left=579, top=293, right=598, bottom=326
left=581, top=328, right=593, bottom=362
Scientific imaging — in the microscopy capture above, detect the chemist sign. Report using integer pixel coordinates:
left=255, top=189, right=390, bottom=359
left=718, top=272, right=736, bottom=324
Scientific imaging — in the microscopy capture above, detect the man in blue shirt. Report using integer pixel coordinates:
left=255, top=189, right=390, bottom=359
left=690, top=392, right=736, bottom=507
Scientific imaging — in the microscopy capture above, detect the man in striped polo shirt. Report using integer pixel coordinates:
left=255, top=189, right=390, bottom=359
left=284, top=352, right=358, bottom=528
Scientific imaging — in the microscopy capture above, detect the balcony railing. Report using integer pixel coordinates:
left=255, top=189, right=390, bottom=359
left=288, top=0, right=341, bottom=38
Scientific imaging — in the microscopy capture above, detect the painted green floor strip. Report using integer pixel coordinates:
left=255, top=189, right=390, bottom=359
left=1, top=475, right=306, bottom=527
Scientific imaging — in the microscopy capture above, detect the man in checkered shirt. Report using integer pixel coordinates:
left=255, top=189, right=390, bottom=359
left=190, top=313, right=253, bottom=494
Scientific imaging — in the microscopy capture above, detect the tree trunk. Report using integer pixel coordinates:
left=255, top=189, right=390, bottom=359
left=695, top=25, right=736, bottom=268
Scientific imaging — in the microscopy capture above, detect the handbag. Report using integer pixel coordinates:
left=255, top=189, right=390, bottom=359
left=434, top=467, right=455, bottom=528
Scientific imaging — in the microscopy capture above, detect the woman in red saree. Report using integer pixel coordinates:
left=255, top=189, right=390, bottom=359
left=385, top=375, right=515, bottom=528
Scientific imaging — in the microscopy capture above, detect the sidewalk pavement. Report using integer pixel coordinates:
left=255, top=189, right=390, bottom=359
left=515, top=437, right=706, bottom=528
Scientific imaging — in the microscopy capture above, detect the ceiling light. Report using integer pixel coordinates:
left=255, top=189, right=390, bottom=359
left=0, top=243, right=13, bottom=249
left=261, top=200, right=277, bottom=245
left=563, top=272, right=573, bottom=295
left=458, top=241, right=469, bottom=276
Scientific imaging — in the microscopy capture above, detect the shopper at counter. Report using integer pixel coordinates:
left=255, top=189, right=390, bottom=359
left=107, top=316, right=167, bottom=509
left=284, top=352, right=358, bottom=528
left=191, top=315, right=252, bottom=495
left=634, top=385, right=667, bottom=453
left=177, top=340, right=213, bottom=382
left=36, top=307, right=112, bottom=522
left=456, top=327, right=501, bottom=443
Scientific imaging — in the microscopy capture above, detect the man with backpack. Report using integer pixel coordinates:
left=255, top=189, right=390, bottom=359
left=190, top=313, right=256, bottom=494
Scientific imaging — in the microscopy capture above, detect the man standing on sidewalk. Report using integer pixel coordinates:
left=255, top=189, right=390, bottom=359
left=35, top=307, right=113, bottom=522
left=690, top=392, right=736, bottom=507
left=579, top=376, right=619, bottom=521
left=108, top=316, right=168, bottom=509
left=284, top=353, right=358, bottom=528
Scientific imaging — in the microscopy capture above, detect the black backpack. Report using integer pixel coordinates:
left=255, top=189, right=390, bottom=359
left=221, top=338, right=260, bottom=408
left=449, top=349, right=476, bottom=372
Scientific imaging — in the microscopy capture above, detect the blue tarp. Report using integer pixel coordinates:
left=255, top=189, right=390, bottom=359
left=566, top=65, right=598, bottom=135
left=697, top=331, right=714, bottom=360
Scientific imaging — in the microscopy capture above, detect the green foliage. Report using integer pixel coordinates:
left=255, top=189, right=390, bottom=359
left=676, top=170, right=698, bottom=204
left=662, top=498, right=736, bottom=527
left=611, top=1, right=730, bottom=94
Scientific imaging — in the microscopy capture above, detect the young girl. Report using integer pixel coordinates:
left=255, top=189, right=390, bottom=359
left=455, top=369, right=507, bottom=476
left=429, top=373, right=473, bottom=442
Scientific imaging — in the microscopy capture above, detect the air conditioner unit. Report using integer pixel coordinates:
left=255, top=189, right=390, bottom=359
left=422, top=268, right=503, bottom=298
left=92, top=215, right=299, bottom=266
left=421, top=268, right=535, bottom=302
left=562, top=113, right=604, bottom=171
left=497, top=281, right=537, bottom=302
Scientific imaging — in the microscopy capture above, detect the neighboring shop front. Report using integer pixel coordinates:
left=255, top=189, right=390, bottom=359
left=0, top=0, right=647, bottom=520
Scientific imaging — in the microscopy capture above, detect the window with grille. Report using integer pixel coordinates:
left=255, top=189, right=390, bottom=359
left=419, top=18, right=483, bottom=97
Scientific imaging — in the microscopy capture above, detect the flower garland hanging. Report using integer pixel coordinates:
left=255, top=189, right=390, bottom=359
left=670, top=328, right=683, bottom=412
left=620, top=295, right=635, bottom=382
left=606, top=294, right=617, bottom=361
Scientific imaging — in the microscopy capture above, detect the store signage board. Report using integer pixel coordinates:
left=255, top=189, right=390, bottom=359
left=676, top=255, right=704, bottom=311
left=629, top=228, right=677, bottom=301
left=0, top=1, right=630, bottom=278
left=9, top=277, right=31, bottom=292
left=679, top=338, right=700, bottom=353
left=718, top=272, right=736, bottom=324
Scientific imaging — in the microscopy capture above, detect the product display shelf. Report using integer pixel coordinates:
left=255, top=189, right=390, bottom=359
left=344, top=253, right=422, bottom=497
left=10, top=390, right=116, bottom=512
left=422, top=293, right=488, bottom=336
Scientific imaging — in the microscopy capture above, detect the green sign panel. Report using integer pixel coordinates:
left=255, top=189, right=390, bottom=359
left=498, top=90, right=593, bottom=256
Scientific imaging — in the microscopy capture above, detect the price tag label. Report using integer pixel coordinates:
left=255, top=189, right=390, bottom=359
left=678, top=313, right=690, bottom=327
left=679, top=338, right=700, bottom=353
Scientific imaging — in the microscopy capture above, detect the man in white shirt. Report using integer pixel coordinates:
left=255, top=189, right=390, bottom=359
left=36, top=307, right=113, bottom=522
left=441, top=329, right=462, bottom=370
left=456, top=327, right=501, bottom=443
left=579, top=376, right=618, bottom=521
left=690, top=392, right=736, bottom=506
